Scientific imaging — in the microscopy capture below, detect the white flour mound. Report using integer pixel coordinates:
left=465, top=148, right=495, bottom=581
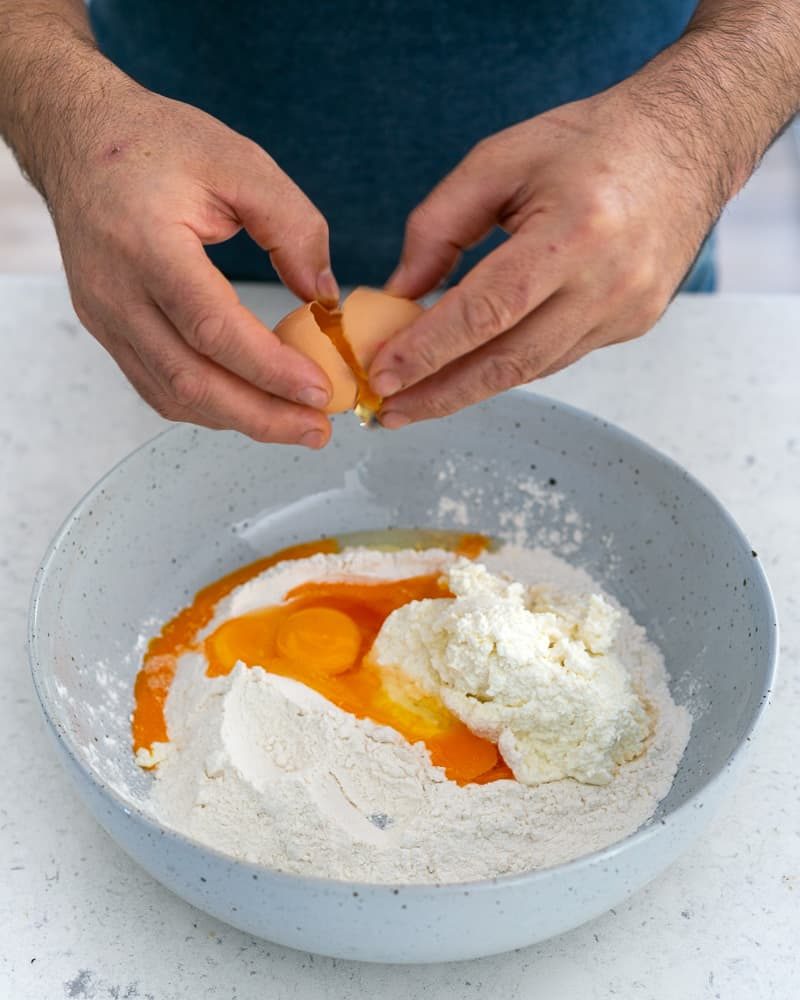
left=142, top=546, right=691, bottom=884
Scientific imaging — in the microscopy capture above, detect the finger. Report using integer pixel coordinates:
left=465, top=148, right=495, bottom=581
left=371, top=233, right=567, bottom=397
left=145, top=226, right=334, bottom=411
left=538, top=320, right=645, bottom=379
left=93, top=324, right=224, bottom=429
left=378, top=292, right=586, bottom=426
left=536, top=339, right=595, bottom=379
left=538, top=290, right=665, bottom=379
left=228, top=144, right=339, bottom=306
left=124, top=301, right=332, bottom=447
left=385, top=139, right=525, bottom=299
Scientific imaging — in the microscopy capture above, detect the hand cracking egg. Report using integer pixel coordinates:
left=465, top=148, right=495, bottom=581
left=274, top=287, right=423, bottom=423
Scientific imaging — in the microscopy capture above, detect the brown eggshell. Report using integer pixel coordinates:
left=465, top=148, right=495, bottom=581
left=341, top=287, right=423, bottom=371
left=273, top=303, right=358, bottom=414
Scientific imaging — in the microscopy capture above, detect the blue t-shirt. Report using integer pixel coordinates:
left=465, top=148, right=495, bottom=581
left=89, top=1, right=703, bottom=286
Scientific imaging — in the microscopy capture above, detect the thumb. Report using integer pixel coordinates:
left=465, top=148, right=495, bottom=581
left=385, top=142, right=513, bottom=299
left=231, top=148, right=339, bottom=306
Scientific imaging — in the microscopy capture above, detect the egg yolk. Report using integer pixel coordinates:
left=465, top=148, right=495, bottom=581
left=276, top=607, right=362, bottom=672
left=132, top=535, right=514, bottom=785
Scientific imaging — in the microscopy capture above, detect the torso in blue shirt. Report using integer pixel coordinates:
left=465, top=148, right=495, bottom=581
left=90, top=1, right=699, bottom=285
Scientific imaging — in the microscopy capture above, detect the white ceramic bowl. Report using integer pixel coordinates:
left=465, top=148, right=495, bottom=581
left=29, top=391, right=777, bottom=963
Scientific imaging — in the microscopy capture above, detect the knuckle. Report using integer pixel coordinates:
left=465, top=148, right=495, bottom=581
left=407, top=332, right=444, bottom=374
left=625, top=257, right=659, bottom=297
left=147, top=393, right=182, bottom=422
left=307, top=211, right=329, bottom=242
left=638, top=295, right=668, bottom=331
left=167, top=366, right=209, bottom=410
left=186, top=310, right=229, bottom=357
left=422, top=392, right=458, bottom=420
left=461, top=290, right=517, bottom=341
left=249, top=418, right=281, bottom=444
left=242, top=136, right=268, bottom=161
left=238, top=137, right=275, bottom=175
left=575, top=182, right=629, bottom=243
left=290, top=216, right=329, bottom=257
left=607, top=256, right=658, bottom=302
left=292, top=202, right=329, bottom=245
left=70, top=292, right=93, bottom=330
left=248, top=348, right=282, bottom=390
left=479, top=352, right=532, bottom=394
left=468, top=135, right=495, bottom=165
left=405, top=204, right=437, bottom=244
left=467, top=128, right=519, bottom=176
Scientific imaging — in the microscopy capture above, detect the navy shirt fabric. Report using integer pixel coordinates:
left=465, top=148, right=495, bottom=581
left=89, top=1, right=712, bottom=290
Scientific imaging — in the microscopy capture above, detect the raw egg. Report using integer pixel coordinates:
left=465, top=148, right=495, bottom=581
left=274, top=287, right=423, bottom=422
left=132, top=534, right=515, bottom=786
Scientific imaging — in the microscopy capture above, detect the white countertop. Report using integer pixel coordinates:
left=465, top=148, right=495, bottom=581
left=1, top=277, right=797, bottom=998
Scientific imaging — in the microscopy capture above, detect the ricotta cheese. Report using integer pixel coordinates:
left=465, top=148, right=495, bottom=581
left=372, top=558, right=651, bottom=785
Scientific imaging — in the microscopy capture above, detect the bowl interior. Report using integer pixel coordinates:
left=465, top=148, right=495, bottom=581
left=30, top=391, right=776, bottom=842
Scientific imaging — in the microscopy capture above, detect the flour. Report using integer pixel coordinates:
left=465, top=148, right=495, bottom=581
left=142, top=546, right=691, bottom=884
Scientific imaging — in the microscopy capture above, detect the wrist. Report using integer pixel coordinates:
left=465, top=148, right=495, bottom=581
left=610, top=44, right=739, bottom=234
left=0, top=18, right=138, bottom=204
left=621, top=20, right=798, bottom=216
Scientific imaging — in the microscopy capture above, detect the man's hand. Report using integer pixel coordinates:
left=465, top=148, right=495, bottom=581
left=52, top=84, right=339, bottom=447
left=372, top=0, right=800, bottom=427
left=371, top=92, right=711, bottom=427
left=1, top=4, right=337, bottom=447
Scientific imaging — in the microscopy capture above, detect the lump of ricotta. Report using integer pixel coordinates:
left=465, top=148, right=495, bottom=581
left=371, top=559, right=651, bottom=785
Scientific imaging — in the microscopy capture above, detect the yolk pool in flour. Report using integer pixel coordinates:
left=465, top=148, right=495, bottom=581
left=133, top=533, right=513, bottom=785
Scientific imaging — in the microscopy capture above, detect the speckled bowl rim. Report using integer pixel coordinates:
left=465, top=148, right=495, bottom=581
left=28, top=389, right=779, bottom=894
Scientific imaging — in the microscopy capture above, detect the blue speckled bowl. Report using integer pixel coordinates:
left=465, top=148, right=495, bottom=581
left=28, top=390, right=777, bottom=963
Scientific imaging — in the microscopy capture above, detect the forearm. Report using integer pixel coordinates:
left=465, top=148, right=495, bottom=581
left=0, top=1, right=133, bottom=201
left=625, top=0, right=800, bottom=216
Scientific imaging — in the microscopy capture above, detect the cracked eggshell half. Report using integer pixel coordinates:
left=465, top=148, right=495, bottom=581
left=273, top=289, right=423, bottom=415
left=273, top=303, right=357, bottom=414
left=342, top=287, right=424, bottom=370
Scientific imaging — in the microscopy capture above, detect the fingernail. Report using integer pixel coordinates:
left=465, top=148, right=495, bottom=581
left=372, top=371, right=403, bottom=397
left=300, top=428, right=326, bottom=449
left=297, top=385, right=330, bottom=409
left=379, top=411, right=410, bottom=430
left=316, top=268, right=340, bottom=308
